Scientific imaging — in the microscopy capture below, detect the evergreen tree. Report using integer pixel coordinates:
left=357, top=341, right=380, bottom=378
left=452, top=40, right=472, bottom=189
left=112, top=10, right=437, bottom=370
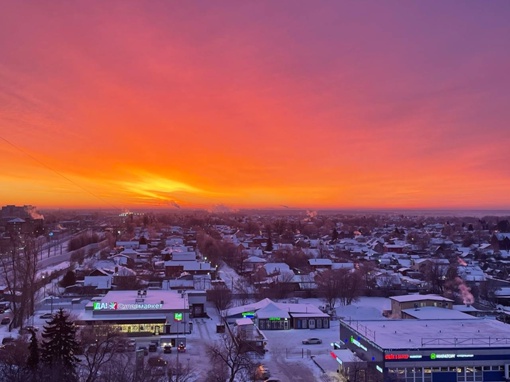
left=265, top=235, right=273, bottom=252
left=26, top=329, right=40, bottom=382
left=60, top=270, right=76, bottom=288
left=331, top=228, right=339, bottom=242
left=41, top=308, right=80, bottom=381
left=27, top=329, right=39, bottom=370
left=264, top=225, right=273, bottom=252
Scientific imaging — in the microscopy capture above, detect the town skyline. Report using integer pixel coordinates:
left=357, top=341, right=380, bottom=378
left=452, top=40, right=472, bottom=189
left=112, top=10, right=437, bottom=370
left=1, top=1, right=510, bottom=210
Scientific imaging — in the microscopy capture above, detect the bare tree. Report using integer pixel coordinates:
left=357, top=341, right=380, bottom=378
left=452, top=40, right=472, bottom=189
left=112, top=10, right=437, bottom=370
left=208, top=283, right=233, bottom=313
left=273, top=270, right=296, bottom=300
left=480, top=277, right=500, bottom=307
left=315, top=269, right=342, bottom=310
left=341, top=357, right=366, bottom=382
left=375, top=272, right=396, bottom=297
left=0, top=234, right=41, bottom=330
left=205, top=334, right=258, bottom=382
left=423, top=260, right=457, bottom=295
left=233, top=277, right=252, bottom=306
left=79, top=324, right=129, bottom=382
left=82, top=353, right=138, bottom=382
left=339, top=357, right=383, bottom=382
left=0, top=337, right=31, bottom=382
left=339, top=269, right=364, bottom=306
left=316, top=268, right=364, bottom=308
left=167, top=359, right=197, bottom=382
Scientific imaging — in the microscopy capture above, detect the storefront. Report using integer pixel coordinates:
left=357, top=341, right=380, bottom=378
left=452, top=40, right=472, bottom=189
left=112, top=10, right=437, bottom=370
left=339, top=318, right=510, bottom=381
left=78, top=290, right=190, bottom=336
left=223, top=298, right=330, bottom=330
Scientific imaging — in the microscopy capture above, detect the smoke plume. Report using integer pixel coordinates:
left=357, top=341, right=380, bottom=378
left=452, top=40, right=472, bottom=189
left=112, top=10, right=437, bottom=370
left=455, top=277, right=475, bottom=305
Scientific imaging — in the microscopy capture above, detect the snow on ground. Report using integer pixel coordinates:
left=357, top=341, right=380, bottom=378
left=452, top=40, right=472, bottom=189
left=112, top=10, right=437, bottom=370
left=37, top=260, right=71, bottom=278
left=217, top=261, right=241, bottom=291
left=259, top=297, right=391, bottom=381
left=335, top=297, right=391, bottom=321
left=3, top=243, right=393, bottom=382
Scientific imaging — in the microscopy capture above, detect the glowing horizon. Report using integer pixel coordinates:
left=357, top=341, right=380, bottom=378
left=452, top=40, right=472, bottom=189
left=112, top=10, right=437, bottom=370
left=1, top=2, right=510, bottom=210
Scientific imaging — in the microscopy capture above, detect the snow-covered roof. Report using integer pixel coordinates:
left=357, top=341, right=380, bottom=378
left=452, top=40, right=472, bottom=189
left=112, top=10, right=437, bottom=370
left=120, top=248, right=139, bottom=256
left=390, top=294, right=453, bottom=303
left=458, top=265, right=486, bottom=282
left=255, top=302, right=290, bottom=319
left=494, top=233, right=510, bottom=241
left=8, top=217, right=25, bottom=223
left=263, top=263, right=290, bottom=275
left=402, top=307, right=476, bottom=320
left=245, top=256, right=266, bottom=263
left=172, top=252, right=196, bottom=261
left=88, top=289, right=188, bottom=310
left=164, top=260, right=212, bottom=271
left=331, top=262, right=355, bottom=270
left=309, top=259, right=332, bottom=266
left=344, top=318, right=510, bottom=349
left=236, top=318, right=254, bottom=326
left=223, top=298, right=325, bottom=318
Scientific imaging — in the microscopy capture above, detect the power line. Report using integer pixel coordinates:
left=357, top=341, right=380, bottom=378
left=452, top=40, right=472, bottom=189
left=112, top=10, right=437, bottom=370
left=0, top=135, right=121, bottom=210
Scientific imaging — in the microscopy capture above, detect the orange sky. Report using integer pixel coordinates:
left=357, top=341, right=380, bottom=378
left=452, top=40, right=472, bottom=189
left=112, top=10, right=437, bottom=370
left=1, top=1, right=510, bottom=210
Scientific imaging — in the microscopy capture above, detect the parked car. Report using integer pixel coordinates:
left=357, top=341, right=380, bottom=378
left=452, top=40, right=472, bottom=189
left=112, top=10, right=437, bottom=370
left=19, top=325, right=39, bottom=335
left=1, top=337, right=14, bottom=345
left=39, top=313, right=53, bottom=319
left=148, top=343, right=157, bottom=352
left=302, top=337, right=322, bottom=345
left=177, top=342, right=186, bottom=353
left=147, top=356, right=167, bottom=367
left=147, top=356, right=167, bottom=377
left=0, top=317, right=10, bottom=325
left=127, top=340, right=136, bottom=352
left=163, top=345, right=172, bottom=354
left=138, top=346, right=148, bottom=356
left=255, top=364, right=270, bottom=380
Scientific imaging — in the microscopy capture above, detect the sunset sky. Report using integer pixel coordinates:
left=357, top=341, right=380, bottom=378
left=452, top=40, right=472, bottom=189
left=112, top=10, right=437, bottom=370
left=1, top=1, right=510, bottom=210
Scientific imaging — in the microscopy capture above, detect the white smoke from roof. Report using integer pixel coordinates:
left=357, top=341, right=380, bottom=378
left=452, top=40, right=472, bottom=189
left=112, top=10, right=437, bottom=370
left=455, top=277, right=475, bottom=305
left=26, top=206, right=44, bottom=220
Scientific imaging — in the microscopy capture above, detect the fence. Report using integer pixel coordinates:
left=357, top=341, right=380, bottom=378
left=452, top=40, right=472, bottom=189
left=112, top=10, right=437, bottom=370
left=284, top=347, right=332, bottom=359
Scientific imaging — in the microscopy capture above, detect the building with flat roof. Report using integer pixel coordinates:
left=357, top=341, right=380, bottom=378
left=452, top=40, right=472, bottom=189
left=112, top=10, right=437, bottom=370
left=78, top=289, right=190, bottom=336
left=390, top=294, right=454, bottom=318
left=339, top=318, right=510, bottom=381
